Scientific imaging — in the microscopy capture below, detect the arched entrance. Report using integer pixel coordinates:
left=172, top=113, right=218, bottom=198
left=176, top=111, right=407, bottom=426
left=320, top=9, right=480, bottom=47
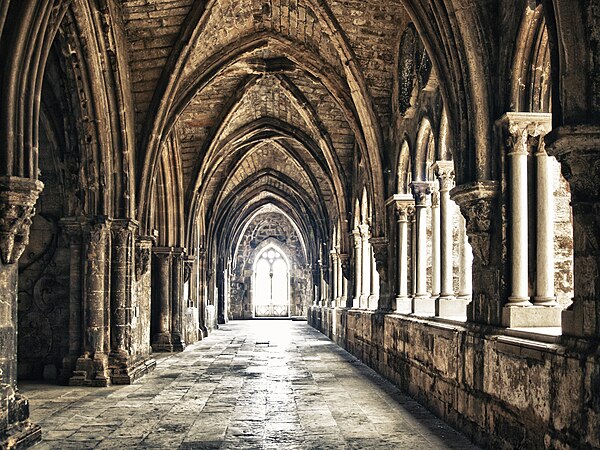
left=253, top=247, right=290, bottom=317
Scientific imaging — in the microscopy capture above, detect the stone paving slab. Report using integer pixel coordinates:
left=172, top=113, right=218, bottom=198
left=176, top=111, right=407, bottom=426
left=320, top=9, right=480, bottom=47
left=22, top=320, right=480, bottom=449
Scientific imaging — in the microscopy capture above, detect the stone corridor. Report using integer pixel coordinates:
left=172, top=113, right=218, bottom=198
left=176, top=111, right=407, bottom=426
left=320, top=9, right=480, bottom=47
left=22, top=320, right=478, bottom=449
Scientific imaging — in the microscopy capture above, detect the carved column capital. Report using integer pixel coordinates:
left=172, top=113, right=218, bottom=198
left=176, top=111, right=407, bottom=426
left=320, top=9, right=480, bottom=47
left=433, top=161, right=455, bottom=192
left=450, top=181, right=499, bottom=266
left=497, top=112, right=552, bottom=156
left=393, top=194, right=415, bottom=222
left=410, top=181, right=431, bottom=206
left=358, top=223, right=370, bottom=240
left=0, top=177, right=44, bottom=264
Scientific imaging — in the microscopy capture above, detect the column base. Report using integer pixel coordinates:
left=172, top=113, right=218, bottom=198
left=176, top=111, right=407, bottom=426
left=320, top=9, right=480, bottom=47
left=367, top=295, right=379, bottom=310
left=0, top=419, right=41, bottom=450
left=436, top=296, right=469, bottom=318
left=395, top=296, right=412, bottom=314
left=0, top=391, right=41, bottom=449
left=351, top=297, right=360, bottom=309
left=338, top=296, right=347, bottom=308
left=507, top=296, right=533, bottom=307
left=359, top=294, right=368, bottom=309
left=561, top=304, right=592, bottom=337
left=69, top=352, right=111, bottom=387
left=534, top=296, right=559, bottom=307
left=171, top=335, right=186, bottom=352
left=412, top=295, right=435, bottom=316
left=502, top=305, right=562, bottom=328
left=109, top=353, right=157, bottom=385
left=152, top=332, right=174, bottom=352
left=59, top=354, right=79, bottom=384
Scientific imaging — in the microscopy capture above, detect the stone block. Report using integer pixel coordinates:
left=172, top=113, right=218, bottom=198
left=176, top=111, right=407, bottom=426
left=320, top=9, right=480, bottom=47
left=501, top=305, right=562, bottom=327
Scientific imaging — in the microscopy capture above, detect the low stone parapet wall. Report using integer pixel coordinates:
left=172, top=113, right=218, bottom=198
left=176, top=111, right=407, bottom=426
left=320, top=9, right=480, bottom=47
left=308, top=307, right=600, bottom=450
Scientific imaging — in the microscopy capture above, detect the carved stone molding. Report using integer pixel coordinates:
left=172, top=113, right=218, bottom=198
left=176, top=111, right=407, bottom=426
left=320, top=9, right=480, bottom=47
left=339, top=254, right=350, bottom=279
left=135, top=236, right=153, bottom=280
left=370, top=237, right=389, bottom=282
left=450, top=181, right=499, bottom=266
left=545, top=125, right=600, bottom=201
left=0, top=177, right=44, bottom=264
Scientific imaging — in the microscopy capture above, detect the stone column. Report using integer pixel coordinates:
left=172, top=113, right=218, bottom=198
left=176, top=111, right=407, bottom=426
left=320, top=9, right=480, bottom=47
left=70, top=218, right=112, bottom=387
left=352, top=229, right=362, bottom=308
left=546, top=125, right=600, bottom=336
left=152, top=247, right=174, bottom=351
left=431, top=185, right=441, bottom=299
left=171, top=248, right=186, bottom=351
left=434, top=162, right=466, bottom=317
left=370, top=237, right=389, bottom=311
left=394, top=195, right=415, bottom=314
left=110, top=220, right=137, bottom=360
left=336, top=252, right=343, bottom=307
left=359, top=223, right=371, bottom=309
left=499, top=113, right=560, bottom=327
left=457, top=214, right=473, bottom=301
left=368, top=249, right=379, bottom=310
left=60, top=219, right=84, bottom=382
left=0, top=177, right=43, bottom=447
left=507, top=120, right=532, bottom=307
left=197, top=249, right=209, bottom=337
left=534, top=145, right=558, bottom=306
left=340, top=254, right=349, bottom=307
left=330, top=250, right=338, bottom=307
left=411, top=182, right=434, bottom=315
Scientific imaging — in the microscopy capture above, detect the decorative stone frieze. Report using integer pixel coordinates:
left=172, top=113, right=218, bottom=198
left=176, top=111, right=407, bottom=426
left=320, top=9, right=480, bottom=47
left=451, top=182, right=499, bottom=267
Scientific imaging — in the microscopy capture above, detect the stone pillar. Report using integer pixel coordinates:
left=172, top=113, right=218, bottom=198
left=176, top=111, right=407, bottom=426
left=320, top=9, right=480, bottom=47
left=330, top=250, right=338, bottom=307
left=431, top=185, right=441, bottom=299
left=507, top=122, right=532, bottom=307
left=370, top=237, right=389, bottom=311
left=340, top=254, right=349, bottom=307
left=152, top=247, right=174, bottom=351
left=534, top=146, right=558, bottom=306
left=60, top=219, right=84, bottom=382
left=110, top=220, right=137, bottom=359
left=359, top=224, right=371, bottom=309
left=0, top=177, right=43, bottom=448
left=434, top=162, right=467, bottom=317
left=451, top=181, right=503, bottom=325
left=546, top=125, right=600, bottom=337
left=352, top=229, right=362, bottom=308
left=336, top=252, right=343, bottom=307
left=411, top=182, right=434, bottom=315
left=499, top=113, right=560, bottom=327
left=171, top=248, right=186, bottom=351
left=197, top=249, right=209, bottom=337
left=394, top=195, right=415, bottom=314
left=70, top=218, right=112, bottom=387
left=457, top=214, right=473, bottom=301
left=368, top=249, right=379, bottom=310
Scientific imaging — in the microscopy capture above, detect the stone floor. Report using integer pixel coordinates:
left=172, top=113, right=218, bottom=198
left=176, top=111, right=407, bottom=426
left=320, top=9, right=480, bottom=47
left=22, top=320, right=480, bottom=449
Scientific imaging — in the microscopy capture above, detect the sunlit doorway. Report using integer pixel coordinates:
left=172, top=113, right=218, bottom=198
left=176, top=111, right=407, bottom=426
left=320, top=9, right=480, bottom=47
left=253, top=247, right=290, bottom=317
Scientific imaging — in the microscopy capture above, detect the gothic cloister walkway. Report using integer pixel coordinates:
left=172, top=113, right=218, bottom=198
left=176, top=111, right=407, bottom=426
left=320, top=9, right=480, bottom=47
left=22, top=321, right=478, bottom=450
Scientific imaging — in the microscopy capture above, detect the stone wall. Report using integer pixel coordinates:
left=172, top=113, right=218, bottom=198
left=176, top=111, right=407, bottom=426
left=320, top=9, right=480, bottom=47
left=309, top=307, right=600, bottom=450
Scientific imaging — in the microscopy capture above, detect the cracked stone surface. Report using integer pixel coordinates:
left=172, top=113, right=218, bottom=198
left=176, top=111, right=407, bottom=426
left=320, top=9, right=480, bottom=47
left=22, top=320, right=479, bottom=449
